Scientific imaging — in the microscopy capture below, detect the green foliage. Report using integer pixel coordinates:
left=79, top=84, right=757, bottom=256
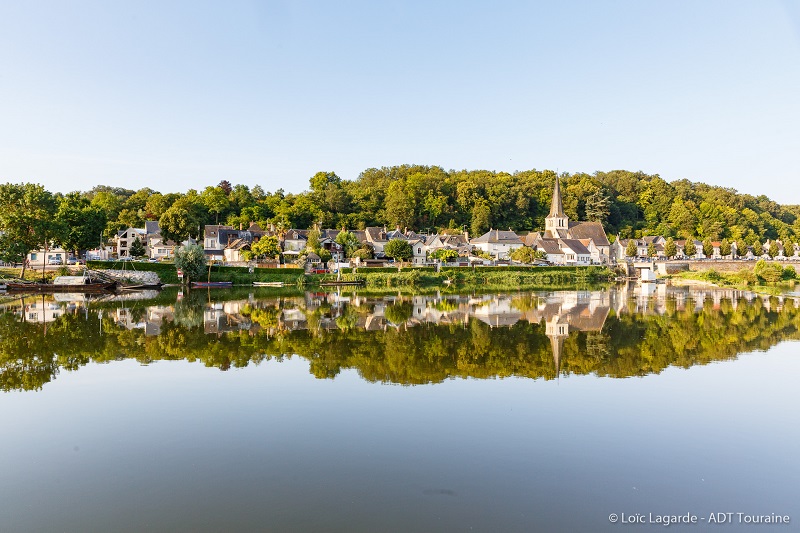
left=174, top=244, right=207, bottom=283
left=335, top=230, right=360, bottom=257
left=56, top=193, right=107, bottom=253
left=0, top=183, right=62, bottom=277
left=383, top=239, right=413, bottom=261
left=306, top=227, right=321, bottom=252
left=702, top=238, right=714, bottom=258
left=664, top=237, right=677, bottom=258
left=4, top=165, right=800, bottom=254
left=352, top=247, right=373, bottom=260
left=647, top=242, right=657, bottom=257
left=768, top=241, right=779, bottom=258
left=251, top=236, right=280, bottom=261
left=430, top=248, right=459, bottom=262
left=129, top=237, right=146, bottom=258
left=782, top=265, right=796, bottom=281
left=625, top=239, right=638, bottom=257
left=719, top=239, right=731, bottom=257
left=753, top=259, right=783, bottom=283
left=510, top=246, right=538, bottom=264
left=683, top=239, right=697, bottom=257
left=384, top=303, right=413, bottom=324
left=317, top=249, right=332, bottom=263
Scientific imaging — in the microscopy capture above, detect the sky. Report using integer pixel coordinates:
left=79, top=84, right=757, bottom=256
left=1, top=0, right=799, bottom=202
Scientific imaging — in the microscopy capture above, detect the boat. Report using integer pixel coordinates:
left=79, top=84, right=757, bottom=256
left=319, top=280, right=364, bottom=287
left=253, top=281, right=284, bottom=287
left=190, top=281, right=233, bottom=288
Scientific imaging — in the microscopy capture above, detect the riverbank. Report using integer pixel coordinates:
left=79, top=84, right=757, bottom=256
left=86, top=261, right=614, bottom=290
left=668, top=260, right=797, bottom=294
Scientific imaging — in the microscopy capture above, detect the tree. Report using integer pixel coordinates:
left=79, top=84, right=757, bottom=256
left=664, top=237, right=677, bottom=259
left=510, top=246, right=538, bottom=264
left=431, top=248, right=459, bottom=262
left=174, top=244, right=206, bottom=284
left=383, top=239, right=412, bottom=262
left=335, top=230, right=360, bottom=257
left=0, top=183, right=62, bottom=278
left=733, top=240, right=744, bottom=258
left=129, top=237, right=146, bottom=258
left=56, top=195, right=107, bottom=255
left=584, top=189, right=610, bottom=224
left=352, top=247, right=373, bottom=260
left=201, top=186, right=230, bottom=224
left=250, top=236, right=280, bottom=261
left=471, top=201, right=490, bottom=238
left=306, top=227, right=321, bottom=252
left=159, top=203, right=199, bottom=244
left=702, top=238, right=714, bottom=258
left=647, top=243, right=657, bottom=258
left=720, top=239, right=731, bottom=257
left=768, top=241, right=779, bottom=258
left=683, top=239, right=697, bottom=257
left=625, top=239, right=638, bottom=258
left=752, top=239, right=763, bottom=257
left=754, top=259, right=782, bottom=283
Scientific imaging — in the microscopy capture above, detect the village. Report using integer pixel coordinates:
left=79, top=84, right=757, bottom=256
left=19, top=178, right=800, bottom=272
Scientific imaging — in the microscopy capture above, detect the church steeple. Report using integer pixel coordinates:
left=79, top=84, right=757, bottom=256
left=549, top=175, right=564, bottom=217
left=544, top=175, right=569, bottom=238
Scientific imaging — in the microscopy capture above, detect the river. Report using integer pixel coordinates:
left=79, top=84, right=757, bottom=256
left=0, top=285, right=797, bottom=531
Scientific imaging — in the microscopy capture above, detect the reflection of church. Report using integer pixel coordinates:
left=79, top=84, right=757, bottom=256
left=531, top=292, right=610, bottom=374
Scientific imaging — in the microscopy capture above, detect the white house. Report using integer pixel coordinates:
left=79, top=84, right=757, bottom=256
left=26, top=247, right=68, bottom=266
left=471, top=229, right=523, bottom=259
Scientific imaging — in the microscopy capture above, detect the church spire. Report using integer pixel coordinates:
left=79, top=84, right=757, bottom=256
left=549, top=175, right=564, bottom=217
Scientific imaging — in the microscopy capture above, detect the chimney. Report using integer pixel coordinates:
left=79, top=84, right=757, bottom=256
left=239, top=223, right=243, bottom=230
left=464, top=230, right=469, bottom=240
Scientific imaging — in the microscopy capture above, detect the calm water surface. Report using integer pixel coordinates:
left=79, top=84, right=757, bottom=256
left=0, top=285, right=798, bottom=532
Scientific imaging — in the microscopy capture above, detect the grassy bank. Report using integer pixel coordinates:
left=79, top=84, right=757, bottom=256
left=672, top=260, right=797, bottom=293
left=84, top=261, right=613, bottom=290
left=321, top=265, right=613, bottom=290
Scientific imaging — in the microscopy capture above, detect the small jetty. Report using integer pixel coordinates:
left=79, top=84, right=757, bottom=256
left=319, top=280, right=364, bottom=287
left=253, top=281, right=285, bottom=287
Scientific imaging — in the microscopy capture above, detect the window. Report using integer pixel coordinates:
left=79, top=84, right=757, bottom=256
left=31, top=253, right=37, bottom=260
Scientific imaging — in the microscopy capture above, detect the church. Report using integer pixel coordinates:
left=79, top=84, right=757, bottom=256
left=522, top=177, right=611, bottom=265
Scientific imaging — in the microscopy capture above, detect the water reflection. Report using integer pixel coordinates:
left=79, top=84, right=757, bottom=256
left=1, top=284, right=798, bottom=391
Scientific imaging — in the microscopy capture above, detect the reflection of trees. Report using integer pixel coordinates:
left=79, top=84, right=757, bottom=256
left=3, top=293, right=800, bottom=391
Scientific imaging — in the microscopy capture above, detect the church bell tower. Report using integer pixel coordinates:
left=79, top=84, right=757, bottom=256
left=544, top=176, right=569, bottom=238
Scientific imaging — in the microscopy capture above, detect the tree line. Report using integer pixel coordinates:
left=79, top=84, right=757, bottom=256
left=2, top=167, right=799, bottom=267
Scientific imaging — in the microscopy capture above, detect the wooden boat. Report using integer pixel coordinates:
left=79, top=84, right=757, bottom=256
left=191, top=281, right=233, bottom=288
left=6, top=280, right=117, bottom=293
left=253, top=281, right=285, bottom=287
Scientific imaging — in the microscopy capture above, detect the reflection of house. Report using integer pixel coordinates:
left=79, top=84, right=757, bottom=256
left=21, top=300, right=63, bottom=323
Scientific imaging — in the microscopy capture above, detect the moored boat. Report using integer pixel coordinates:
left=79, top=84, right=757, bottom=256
left=191, top=281, right=233, bottom=288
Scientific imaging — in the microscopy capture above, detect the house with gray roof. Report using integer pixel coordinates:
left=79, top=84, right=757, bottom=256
left=470, top=229, right=523, bottom=259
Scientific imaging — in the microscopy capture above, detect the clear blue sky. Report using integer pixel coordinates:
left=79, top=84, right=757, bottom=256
left=1, top=1, right=799, bottom=202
